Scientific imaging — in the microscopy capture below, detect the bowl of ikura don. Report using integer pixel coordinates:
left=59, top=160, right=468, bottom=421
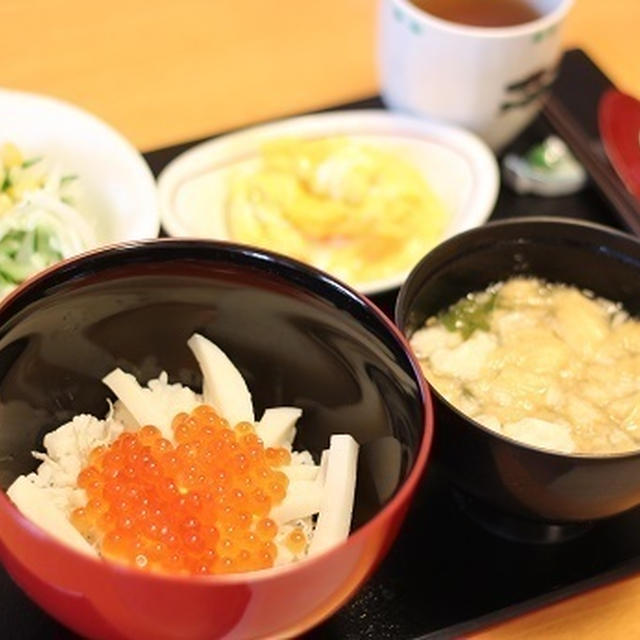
left=0, top=239, right=432, bottom=640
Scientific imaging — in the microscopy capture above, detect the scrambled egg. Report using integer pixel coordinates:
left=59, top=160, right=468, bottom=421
left=226, top=137, right=447, bottom=285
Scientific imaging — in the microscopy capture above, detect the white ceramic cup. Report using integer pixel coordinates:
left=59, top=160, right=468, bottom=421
left=378, top=0, right=574, bottom=150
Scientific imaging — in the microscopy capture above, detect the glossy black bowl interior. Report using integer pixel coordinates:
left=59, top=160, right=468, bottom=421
left=0, top=240, right=427, bottom=531
left=396, top=217, right=640, bottom=525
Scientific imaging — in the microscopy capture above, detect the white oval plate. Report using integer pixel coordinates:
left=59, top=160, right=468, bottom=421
left=0, top=88, right=159, bottom=247
left=158, top=110, right=499, bottom=295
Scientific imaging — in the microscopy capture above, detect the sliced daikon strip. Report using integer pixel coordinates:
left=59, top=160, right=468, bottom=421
left=270, top=480, right=323, bottom=524
left=108, top=373, right=201, bottom=438
left=187, top=333, right=254, bottom=425
left=280, top=464, right=320, bottom=482
left=102, top=368, right=168, bottom=435
left=316, top=449, right=329, bottom=486
left=7, top=476, right=97, bottom=557
left=256, top=407, right=302, bottom=448
left=308, top=434, right=358, bottom=556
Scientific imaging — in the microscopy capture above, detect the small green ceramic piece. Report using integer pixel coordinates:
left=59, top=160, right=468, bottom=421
left=503, top=136, right=587, bottom=196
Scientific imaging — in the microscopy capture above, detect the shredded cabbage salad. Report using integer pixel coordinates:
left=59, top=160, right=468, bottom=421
left=0, top=142, right=96, bottom=296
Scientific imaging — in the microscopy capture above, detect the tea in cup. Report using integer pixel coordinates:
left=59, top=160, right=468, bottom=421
left=378, top=0, right=574, bottom=150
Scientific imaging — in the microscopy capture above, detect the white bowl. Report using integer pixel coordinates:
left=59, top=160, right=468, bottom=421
left=0, top=88, right=159, bottom=247
left=158, top=110, right=499, bottom=295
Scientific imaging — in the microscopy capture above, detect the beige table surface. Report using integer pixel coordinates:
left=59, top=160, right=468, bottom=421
left=3, top=0, right=640, bottom=638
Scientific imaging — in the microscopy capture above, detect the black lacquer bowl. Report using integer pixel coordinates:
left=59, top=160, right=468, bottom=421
left=396, top=217, right=640, bottom=538
left=0, top=239, right=432, bottom=640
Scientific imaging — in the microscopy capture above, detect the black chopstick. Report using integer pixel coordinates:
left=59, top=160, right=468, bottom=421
left=542, top=93, right=640, bottom=236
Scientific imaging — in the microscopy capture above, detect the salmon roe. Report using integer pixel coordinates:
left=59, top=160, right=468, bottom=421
left=70, top=405, right=296, bottom=575
left=284, top=527, right=307, bottom=555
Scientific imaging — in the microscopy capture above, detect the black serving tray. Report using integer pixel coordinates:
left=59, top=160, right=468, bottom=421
left=3, top=49, right=639, bottom=640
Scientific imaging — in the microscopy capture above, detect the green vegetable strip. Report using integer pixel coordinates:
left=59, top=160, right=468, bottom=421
left=439, top=292, right=497, bottom=339
left=0, top=227, right=63, bottom=285
left=20, top=157, right=42, bottom=169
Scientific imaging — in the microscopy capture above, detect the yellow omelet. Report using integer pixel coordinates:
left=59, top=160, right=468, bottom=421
left=226, top=137, right=448, bottom=286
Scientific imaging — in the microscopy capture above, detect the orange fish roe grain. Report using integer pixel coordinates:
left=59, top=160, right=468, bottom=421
left=70, top=404, right=294, bottom=576
left=284, top=527, right=308, bottom=555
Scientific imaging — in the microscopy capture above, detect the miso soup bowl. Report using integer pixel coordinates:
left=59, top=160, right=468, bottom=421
left=396, top=217, right=640, bottom=535
left=0, top=239, right=433, bottom=640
